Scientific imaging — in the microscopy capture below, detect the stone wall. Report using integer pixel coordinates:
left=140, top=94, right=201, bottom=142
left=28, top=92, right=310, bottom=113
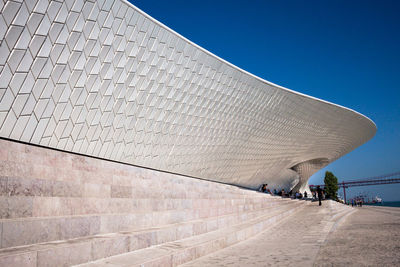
left=0, top=138, right=307, bottom=266
left=0, top=138, right=261, bottom=248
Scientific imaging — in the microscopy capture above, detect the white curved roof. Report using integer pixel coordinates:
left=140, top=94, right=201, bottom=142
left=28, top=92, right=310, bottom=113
left=0, top=0, right=376, bottom=190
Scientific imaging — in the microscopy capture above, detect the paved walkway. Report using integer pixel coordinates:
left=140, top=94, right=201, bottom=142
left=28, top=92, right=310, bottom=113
left=314, top=205, right=400, bottom=266
left=182, top=200, right=352, bottom=267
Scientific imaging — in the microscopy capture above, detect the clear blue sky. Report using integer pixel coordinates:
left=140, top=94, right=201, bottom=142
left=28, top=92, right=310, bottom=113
left=130, top=0, right=400, bottom=201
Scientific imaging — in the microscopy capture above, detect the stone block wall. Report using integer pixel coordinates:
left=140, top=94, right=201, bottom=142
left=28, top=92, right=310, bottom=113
left=0, top=138, right=269, bottom=249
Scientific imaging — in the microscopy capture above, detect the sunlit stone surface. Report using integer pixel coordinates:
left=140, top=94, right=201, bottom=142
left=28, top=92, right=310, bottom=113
left=0, top=0, right=376, bottom=191
left=0, top=0, right=378, bottom=266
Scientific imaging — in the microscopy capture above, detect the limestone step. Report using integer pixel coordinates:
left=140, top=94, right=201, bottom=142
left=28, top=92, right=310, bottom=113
left=0, top=195, right=285, bottom=220
left=76, top=200, right=307, bottom=267
left=0, top=196, right=289, bottom=248
left=0, top=199, right=302, bottom=266
left=327, top=201, right=355, bottom=223
left=0, top=174, right=267, bottom=201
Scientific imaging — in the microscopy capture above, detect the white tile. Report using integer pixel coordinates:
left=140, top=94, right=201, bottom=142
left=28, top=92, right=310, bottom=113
left=48, top=22, right=64, bottom=44
left=28, top=34, right=46, bottom=57
left=73, top=32, right=85, bottom=51
left=31, top=117, right=49, bottom=143
left=59, top=84, right=71, bottom=103
left=14, top=27, right=32, bottom=50
left=74, top=52, right=86, bottom=70
left=30, top=79, right=45, bottom=102
left=54, top=119, right=67, bottom=139
left=5, top=25, right=23, bottom=50
left=26, top=12, right=44, bottom=36
left=66, top=30, right=80, bottom=49
left=49, top=43, right=64, bottom=64
left=64, top=136, right=74, bottom=151
left=9, top=72, right=27, bottom=95
left=0, top=109, right=17, bottom=137
left=20, top=113, right=37, bottom=142
left=61, top=119, right=73, bottom=138
left=38, top=55, right=53, bottom=79
left=54, top=2, right=68, bottom=23
left=19, top=71, right=35, bottom=94
left=81, top=2, right=94, bottom=21
left=12, top=1, right=29, bottom=26
left=33, top=0, right=49, bottom=14
left=11, top=93, right=28, bottom=116
left=16, top=49, right=33, bottom=72
left=66, top=11, right=79, bottom=31
left=43, top=116, right=56, bottom=137
left=0, top=43, right=10, bottom=65
left=70, top=105, right=82, bottom=123
left=102, top=0, right=114, bottom=12
left=56, top=24, right=70, bottom=44
left=42, top=98, right=55, bottom=119
left=33, top=98, right=48, bottom=119
left=88, top=2, right=100, bottom=21
left=41, top=78, right=54, bottom=99
left=82, top=20, right=95, bottom=39
left=50, top=83, right=64, bottom=104
left=30, top=57, right=47, bottom=79
left=58, top=64, right=71, bottom=84
left=39, top=136, right=50, bottom=146
left=23, top=0, right=36, bottom=13
left=49, top=132, right=59, bottom=147
left=73, top=12, right=85, bottom=32
left=2, top=1, right=21, bottom=26
left=68, top=70, right=82, bottom=87
left=35, top=14, right=51, bottom=35
left=9, top=114, right=29, bottom=139
left=21, top=93, right=36, bottom=115
left=71, top=0, right=84, bottom=12
left=75, top=69, right=87, bottom=87
left=0, top=87, right=15, bottom=111
left=50, top=63, right=66, bottom=84
left=0, top=111, right=7, bottom=129
left=0, top=89, right=5, bottom=102
left=47, top=1, right=62, bottom=23
left=0, top=13, right=8, bottom=41
left=0, top=65, right=13, bottom=89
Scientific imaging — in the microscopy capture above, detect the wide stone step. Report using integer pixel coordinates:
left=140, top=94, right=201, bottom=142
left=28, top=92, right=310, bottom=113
left=0, top=174, right=267, bottom=201
left=76, top=201, right=306, bottom=267
left=0, top=195, right=284, bottom=220
left=0, top=199, right=301, bottom=266
left=0, top=196, right=289, bottom=249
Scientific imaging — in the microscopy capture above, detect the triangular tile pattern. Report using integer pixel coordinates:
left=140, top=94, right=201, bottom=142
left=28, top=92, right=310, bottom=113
left=0, top=0, right=375, bottom=189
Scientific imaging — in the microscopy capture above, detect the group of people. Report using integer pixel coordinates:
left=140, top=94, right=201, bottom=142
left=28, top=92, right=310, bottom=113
left=259, top=184, right=325, bottom=206
left=351, top=199, right=363, bottom=207
left=259, top=184, right=308, bottom=199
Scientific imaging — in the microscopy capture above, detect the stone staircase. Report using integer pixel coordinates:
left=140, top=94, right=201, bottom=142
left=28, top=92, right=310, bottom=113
left=0, top=140, right=307, bottom=266
left=76, top=199, right=305, bottom=267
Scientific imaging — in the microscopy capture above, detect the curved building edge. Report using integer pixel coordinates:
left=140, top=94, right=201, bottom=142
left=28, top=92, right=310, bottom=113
left=123, top=0, right=376, bottom=129
left=0, top=0, right=376, bottom=192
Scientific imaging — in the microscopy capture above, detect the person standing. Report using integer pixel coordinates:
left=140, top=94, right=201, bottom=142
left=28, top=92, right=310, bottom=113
left=317, top=186, right=323, bottom=206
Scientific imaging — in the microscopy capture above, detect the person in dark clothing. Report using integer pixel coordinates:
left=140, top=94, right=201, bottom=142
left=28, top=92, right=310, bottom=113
left=261, top=184, right=267, bottom=193
left=317, top=186, right=323, bottom=206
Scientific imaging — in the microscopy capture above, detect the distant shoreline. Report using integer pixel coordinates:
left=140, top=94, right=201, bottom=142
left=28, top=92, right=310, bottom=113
left=363, top=201, right=400, bottom=208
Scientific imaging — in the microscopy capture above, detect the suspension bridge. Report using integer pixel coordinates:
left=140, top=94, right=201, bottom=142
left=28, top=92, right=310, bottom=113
left=310, top=171, right=400, bottom=202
